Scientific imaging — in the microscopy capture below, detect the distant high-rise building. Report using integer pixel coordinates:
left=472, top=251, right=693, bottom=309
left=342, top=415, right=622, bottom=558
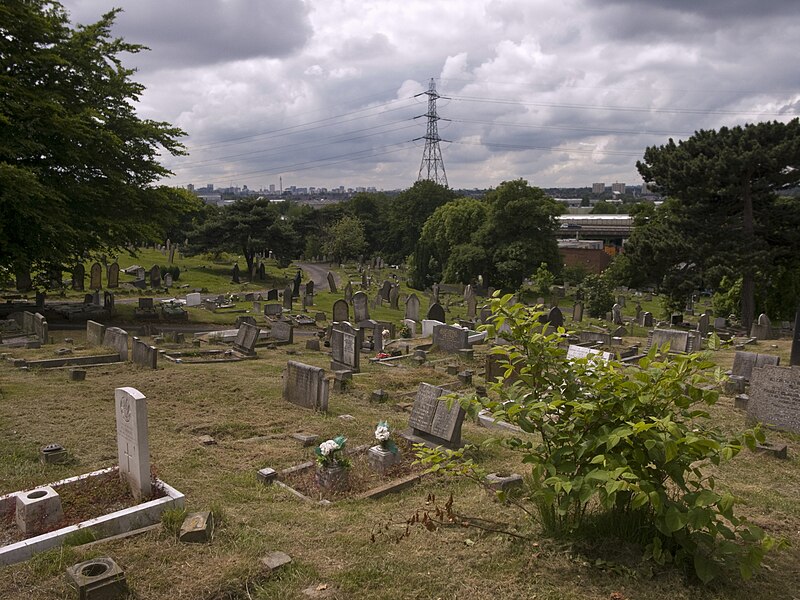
left=269, top=184, right=275, bottom=193
left=207, top=183, right=214, bottom=191
left=592, top=182, right=605, bottom=194
left=640, top=182, right=649, bottom=194
left=186, top=183, right=194, bottom=192
left=611, top=182, right=626, bottom=194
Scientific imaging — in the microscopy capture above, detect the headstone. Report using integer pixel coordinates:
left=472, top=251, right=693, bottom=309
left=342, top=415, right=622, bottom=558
left=406, top=382, right=465, bottom=449
left=103, top=327, right=129, bottom=360
left=264, top=303, right=283, bottom=317
left=566, top=345, right=612, bottom=362
left=164, top=273, right=173, bottom=287
left=670, top=313, right=683, bottom=326
left=479, top=305, right=493, bottom=324
left=578, top=330, right=612, bottom=346
left=232, top=263, right=240, bottom=284
left=353, top=291, right=370, bottom=322
left=115, top=387, right=151, bottom=500
left=731, top=351, right=781, bottom=381
left=107, top=262, right=120, bottom=288
left=15, top=268, right=32, bottom=292
left=86, top=320, right=106, bottom=347
left=327, top=272, right=337, bottom=293
left=641, top=312, right=654, bottom=327
left=168, top=246, right=176, bottom=264
left=546, top=306, right=564, bottom=328
left=292, top=269, right=301, bottom=297
left=635, top=303, right=642, bottom=321
left=427, top=302, right=445, bottom=322
left=305, top=280, right=314, bottom=297
left=649, top=328, right=698, bottom=353
left=332, top=299, right=350, bottom=322
left=389, top=285, right=400, bottom=310
left=283, top=361, right=329, bottom=412
left=751, top=313, right=773, bottom=340
left=233, top=322, right=260, bottom=356
left=403, top=318, right=417, bottom=337
left=344, top=281, right=353, bottom=302
left=72, top=264, right=85, bottom=291
left=90, top=262, right=102, bottom=289
left=282, top=286, right=293, bottom=310
left=270, top=320, right=294, bottom=343
left=380, top=280, right=392, bottom=303
left=748, top=364, right=800, bottom=433
left=432, top=324, right=470, bottom=353
left=186, top=292, right=202, bottom=307
left=612, top=303, right=623, bottom=325
left=714, top=316, right=727, bottom=329
left=132, top=337, right=158, bottom=369
left=698, top=313, right=710, bottom=336
left=34, top=312, right=48, bottom=343
left=103, top=291, right=115, bottom=311
left=149, top=265, right=161, bottom=288
left=84, top=293, right=94, bottom=304
left=404, top=293, right=421, bottom=321
left=431, top=282, right=440, bottom=304
left=572, top=302, right=583, bottom=322
left=330, top=327, right=360, bottom=372
left=466, top=295, right=477, bottom=319
left=267, top=289, right=279, bottom=301
left=791, top=309, right=800, bottom=367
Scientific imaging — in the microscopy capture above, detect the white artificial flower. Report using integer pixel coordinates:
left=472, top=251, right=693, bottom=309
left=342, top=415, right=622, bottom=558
left=375, top=425, right=390, bottom=442
left=319, top=439, right=340, bottom=456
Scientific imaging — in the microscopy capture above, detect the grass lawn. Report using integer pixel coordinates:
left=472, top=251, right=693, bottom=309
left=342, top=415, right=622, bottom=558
left=1, top=274, right=799, bottom=599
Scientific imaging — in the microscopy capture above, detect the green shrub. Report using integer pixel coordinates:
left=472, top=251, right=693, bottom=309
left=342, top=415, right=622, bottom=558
left=159, top=265, right=180, bottom=282
left=419, top=293, right=783, bottom=583
left=579, top=273, right=614, bottom=318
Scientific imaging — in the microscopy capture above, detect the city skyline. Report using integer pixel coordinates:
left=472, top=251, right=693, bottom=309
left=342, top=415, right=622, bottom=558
left=59, top=0, right=800, bottom=190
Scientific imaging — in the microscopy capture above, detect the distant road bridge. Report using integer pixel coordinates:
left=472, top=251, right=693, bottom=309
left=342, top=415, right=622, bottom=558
left=556, top=215, right=634, bottom=243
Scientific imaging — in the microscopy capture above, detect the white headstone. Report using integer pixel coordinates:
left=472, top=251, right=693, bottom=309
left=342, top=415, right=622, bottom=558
left=115, top=387, right=151, bottom=501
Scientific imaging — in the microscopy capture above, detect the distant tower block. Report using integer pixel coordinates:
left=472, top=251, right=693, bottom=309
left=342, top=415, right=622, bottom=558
left=415, top=78, right=449, bottom=187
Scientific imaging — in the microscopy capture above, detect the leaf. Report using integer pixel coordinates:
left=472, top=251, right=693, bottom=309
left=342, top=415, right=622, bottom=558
left=664, top=506, right=687, bottom=533
left=694, top=553, right=719, bottom=584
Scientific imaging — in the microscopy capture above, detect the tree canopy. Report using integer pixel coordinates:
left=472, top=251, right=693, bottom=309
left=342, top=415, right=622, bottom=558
left=630, top=120, right=800, bottom=325
left=0, top=1, right=190, bottom=278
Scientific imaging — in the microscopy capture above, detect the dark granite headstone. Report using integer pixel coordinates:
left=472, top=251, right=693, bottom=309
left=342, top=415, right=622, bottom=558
left=427, top=302, right=445, bottom=322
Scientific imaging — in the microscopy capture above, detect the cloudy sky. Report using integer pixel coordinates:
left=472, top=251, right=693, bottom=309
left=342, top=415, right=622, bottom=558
left=60, top=0, right=800, bottom=192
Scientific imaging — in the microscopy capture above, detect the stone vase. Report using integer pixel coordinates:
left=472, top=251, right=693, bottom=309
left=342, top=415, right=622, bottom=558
left=367, top=445, right=401, bottom=474
left=315, top=463, right=350, bottom=492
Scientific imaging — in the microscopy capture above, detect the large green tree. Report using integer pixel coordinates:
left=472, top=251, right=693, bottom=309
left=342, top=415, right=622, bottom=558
left=635, top=120, right=800, bottom=329
left=322, top=215, right=367, bottom=264
left=0, top=1, right=189, bottom=278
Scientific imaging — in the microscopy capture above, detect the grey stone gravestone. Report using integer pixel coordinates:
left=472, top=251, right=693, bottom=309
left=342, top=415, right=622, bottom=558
left=72, top=264, right=85, bottom=291
left=283, top=361, right=329, bottom=411
left=232, top=263, right=240, bottom=284
left=751, top=313, right=773, bottom=340
left=572, top=302, right=583, bottom=322
left=648, top=329, right=697, bottom=353
left=264, top=303, right=282, bottom=316
left=714, top=316, right=726, bottom=329
left=305, top=280, right=314, bottom=297
left=332, top=299, right=349, bottom=322
left=115, top=387, right=151, bottom=501
left=546, top=306, right=564, bottom=328
left=432, top=324, right=469, bottom=352
left=567, top=345, right=612, bottom=362
left=169, top=246, right=175, bottom=264
left=282, top=286, right=293, bottom=310
left=132, top=337, right=158, bottom=369
left=270, top=320, right=293, bottom=343
left=233, top=322, right=260, bottom=355
left=389, top=285, right=400, bottom=310
left=103, top=327, right=129, bottom=360
left=641, top=312, right=653, bottom=327
left=104, top=291, right=115, bottom=311
left=406, top=382, right=465, bottom=449
left=427, top=302, right=445, bottom=322
left=748, top=364, right=800, bottom=433
left=698, top=313, right=710, bottom=336
left=86, top=320, right=106, bottom=347
left=731, top=351, right=780, bottom=381
left=267, top=289, right=279, bottom=301
left=149, top=265, right=161, bottom=288
left=258, top=261, right=266, bottom=280
left=164, top=273, right=173, bottom=287
left=380, top=280, right=392, bottom=302
left=344, top=281, right=353, bottom=302
left=612, top=303, right=623, bottom=325
left=578, top=331, right=612, bottom=346
left=479, top=305, right=492, bottom=324
left=331, top=327, right=360, bottom=372
left=466, top=295, right=477, bottom=319
left=90, top=263, right=102, bottom=289
left=107, top=262, right=119, bottom=288
left=353, top=291, right=370, bottom=322
left=186, top=292, right=201, bottom=307
left=327, top=272, right=337, bottom=293
left=16, top=268, right=32, bottom=291
left=405, top=293, right=420, bottom=321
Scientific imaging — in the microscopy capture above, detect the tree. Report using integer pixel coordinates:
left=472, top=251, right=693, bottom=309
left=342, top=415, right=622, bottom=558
left=187, top=198, right=296, bottom=272
left=636, top=120, right=800, bottom=330
left=322, top=216, right=367, bottom=264
left=0, top=2, right=190, bottom=277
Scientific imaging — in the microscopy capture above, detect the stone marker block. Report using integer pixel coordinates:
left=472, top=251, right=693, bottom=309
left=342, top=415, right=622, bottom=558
left=734, top=394, right=749, bottom=410
left=257, top=467, right=277, bottom=484
left=445, top=365, right=458, bottom=375
left=70, top=369, right=87, bottom=382
left=305, top=339, right=321, bottom=351
left=371, top=389, right=389, bottom=403
left=40, top=443, right=68, bottom=464
left=484, top=472, right=524, bottom=493
left=457, top=370, right=473, bottom=385
left=66, top=557, right=127, bottom=600
left=16, top=486, right=64, bottom=535
left=261, top=551, right=292, bottom=572
left=724, top=375, right=746, bottom=395
left=179, top=511, right=214, bottom=543
left=755, top=442, right=788, bottom=460
left=290, top=433, right=318, bottom=447
left=198, top=435, right=216, bottom=446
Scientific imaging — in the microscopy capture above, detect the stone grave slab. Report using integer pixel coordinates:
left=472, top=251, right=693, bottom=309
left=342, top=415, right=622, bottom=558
left=270, top=320, right=294, bottom=344
left=731, top=351, right=780, bottom=381
left=405, top=383, right=465, bottom=449
left=748, top=364, right=800, bottom=433
left=233, top=322, right=260, bottom=356
left=432, top=324, right=469, bottom=353
left=103, top=327, right=129, bottom=361
left=132, top=337, right=158, bottom=369
left=330, top=328, right=360, bottom=372
left=283, top=361, right=329, bottom=412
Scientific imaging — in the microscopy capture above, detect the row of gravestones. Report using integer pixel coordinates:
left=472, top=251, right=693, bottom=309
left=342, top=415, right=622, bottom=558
left=19, top=263, right=172, bottom=291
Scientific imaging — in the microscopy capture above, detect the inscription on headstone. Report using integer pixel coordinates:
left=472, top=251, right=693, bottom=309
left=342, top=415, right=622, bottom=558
left=331, top=328, right=360, bottom=372
left=283, top=361, right=329, bottom=412
left=748, top=364, right=800, bottom=433
left=115, top=387, right=151, bottom=501
left=406, top=383, right=465, bottom=448
left=270, top=320, right=293, bottom=343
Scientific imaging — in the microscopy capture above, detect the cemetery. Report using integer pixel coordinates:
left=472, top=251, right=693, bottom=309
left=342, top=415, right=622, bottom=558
left=2, top=253, right=800, bottom=599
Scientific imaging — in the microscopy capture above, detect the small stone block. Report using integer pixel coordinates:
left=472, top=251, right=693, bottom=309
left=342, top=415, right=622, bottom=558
left=179, top=511, right=214, bottom=543
left=16, top=486, right=64, bottom=535
left=414, top=349, right=427, bottom=359
left=724, top=375, right=746, bottom=395
left=69, top=369, right=86, bottom=382
left=26, top=341, right=41, bottom=349
left=445, top=365, right=459, bottom=375
left=305, top=339, right=321, bottom=351
left=291, top=433, right=318, bottom=447
left=371, top=389, right=389, bottom=403
left=755, top=443, right=788, bottom=460
left=457, top=370, right=473, bottom=385
left=484, top=472, right=524, bottom=493
left=457, top=348, right=474, bottom=360
left=40, top=443, right=68, bottom=464
left=261, top=550, right=292, bottom=572
left=66, top=557, right=127, bottom=600
left=257, top=467, right=277, bottom=484
left=734, top=394, right=749, bottom=410
left=198, top=435, right=217, bottom=446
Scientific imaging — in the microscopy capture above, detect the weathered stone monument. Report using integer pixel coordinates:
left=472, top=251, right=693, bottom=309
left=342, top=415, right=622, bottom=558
left=427, top=302, right=445, bottom=322
left=353, top=291, right=370, bottom=322
left=107, top=262, right=120, bottom=288
left=232, top=322, right=260, bottom=356
left=389, top=285, right=400, bottom=310
left=270, top=320, right=293, bottom=344
left=90, top=262, right=102, bottom=289
left=327, top=271, right=337, bottom=293
left=132, top=337, right=158, bottom=369
left=86, top=320, right=106, bottom=347
left=232, top=263, right=240, bottom=284
left=330, top=326, right=360, bottom=372
left=332, top=299, right=350, bottom=322
left=612, top=303, right=623, bottom=325
left=282, top=286, right=293, bottom=310
left=572, top=302, right=583, bottom=322
left=546, top=306, right=564, bottom=328
left=103, top=327, right=129, bottom=360
left=115, top=387, right=151, bottom=501
left=283, top=361, right=329, bottom=412
left=404, top=383, right=466, bottom=449
left=405, top=293, right=420, bottom=321
left=432, top=324, right=469, bottom=353
left=72, top=264, right=85, bottom=291
left=344, top=281, right=353, bottom=302
left=731, top=351, right=780, bottom=381
left=748, top=364, right=800, bottom=433
left=149, top=265, right=161, bottom=288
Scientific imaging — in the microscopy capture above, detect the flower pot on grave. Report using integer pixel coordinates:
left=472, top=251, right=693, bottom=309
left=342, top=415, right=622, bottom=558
left=367, top=445, right=401, bottom=474
left=315, top=463, right=350, bottom=492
